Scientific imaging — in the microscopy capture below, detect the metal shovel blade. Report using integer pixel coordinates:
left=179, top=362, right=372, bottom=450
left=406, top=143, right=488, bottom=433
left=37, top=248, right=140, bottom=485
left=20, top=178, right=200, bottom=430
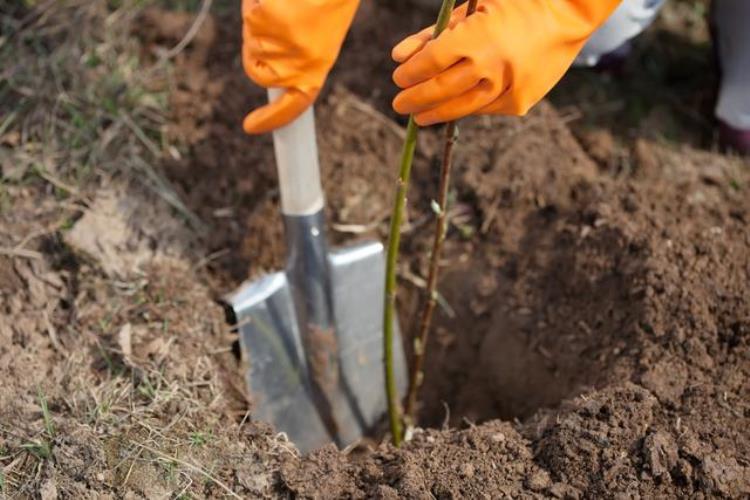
left=225, top=240, right=407, bottom=453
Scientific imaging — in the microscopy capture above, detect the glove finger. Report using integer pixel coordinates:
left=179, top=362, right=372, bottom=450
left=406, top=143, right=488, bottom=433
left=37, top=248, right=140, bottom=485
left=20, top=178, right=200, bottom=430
left=392, top=59, right=479, bottom=115
left=392, top=2, right=469, bottom=63
left=243, top=88, right=317, bottom=134
left=391, top=28, right=433, bottom=63
left=414, top=79, right=497, bottom=126
left=392, top=16, right=474, bottom=89
left=392, top=40, right=464, bottom=89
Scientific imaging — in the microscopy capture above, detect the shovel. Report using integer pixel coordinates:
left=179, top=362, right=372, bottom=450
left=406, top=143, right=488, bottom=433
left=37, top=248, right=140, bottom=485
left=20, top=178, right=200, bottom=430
left=225, top=89, right=407, bottom=453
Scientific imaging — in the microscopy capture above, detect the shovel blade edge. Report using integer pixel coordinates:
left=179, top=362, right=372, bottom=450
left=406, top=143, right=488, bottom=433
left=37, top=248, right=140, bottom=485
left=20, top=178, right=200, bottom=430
left=225, top=272, right=331, bottom=453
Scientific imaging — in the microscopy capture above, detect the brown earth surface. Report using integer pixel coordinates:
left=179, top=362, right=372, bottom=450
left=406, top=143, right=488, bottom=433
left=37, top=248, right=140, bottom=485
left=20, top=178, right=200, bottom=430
left=2, top=2, right=749, bottom=498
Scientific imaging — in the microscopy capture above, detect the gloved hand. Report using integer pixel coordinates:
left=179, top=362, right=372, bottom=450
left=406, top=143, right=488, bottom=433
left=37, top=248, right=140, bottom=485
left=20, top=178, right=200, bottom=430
left=391, top=0, right=621, bottom=126
left=242, top=0, right=359, bottom=134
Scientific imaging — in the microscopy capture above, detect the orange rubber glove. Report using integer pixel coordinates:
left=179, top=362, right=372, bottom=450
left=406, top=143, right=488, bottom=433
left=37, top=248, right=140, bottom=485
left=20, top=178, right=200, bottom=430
left=242, top=0, right=359, bottom=134
left=392, top=0, right=621, bottom=126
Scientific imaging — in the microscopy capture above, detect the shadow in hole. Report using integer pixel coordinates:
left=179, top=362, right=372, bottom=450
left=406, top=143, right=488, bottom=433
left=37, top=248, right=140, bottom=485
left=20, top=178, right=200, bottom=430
left=416, top=204, right=649, bottom=427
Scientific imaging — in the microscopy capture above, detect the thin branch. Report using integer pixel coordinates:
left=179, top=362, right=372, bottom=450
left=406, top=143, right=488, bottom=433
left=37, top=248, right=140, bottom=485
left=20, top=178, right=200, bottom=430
left=36, top=170, right=84, bottom=200
left=161, top=0, right=213, bottom=60
left=344, top=94, right=406, bottom=140
left=0, top=247, right=43, bottom=260
left=404, top=0, right=479, bottom=426
left=404, top=123, right=457, bottom=422
left=383, top=0, right=462, bottom=447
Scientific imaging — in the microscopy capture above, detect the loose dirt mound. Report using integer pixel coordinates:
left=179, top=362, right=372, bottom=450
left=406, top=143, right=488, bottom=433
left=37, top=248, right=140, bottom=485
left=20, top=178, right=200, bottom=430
left=2, top=2, right=749, bottom=498
left=270, top=107, right=750, bottom=497
left=271, top=123, right=750, bottom=497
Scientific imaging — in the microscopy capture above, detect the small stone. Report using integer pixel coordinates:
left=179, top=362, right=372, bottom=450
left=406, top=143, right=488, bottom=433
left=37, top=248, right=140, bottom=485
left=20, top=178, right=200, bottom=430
left=40, top=478, right=58, bottom=500
left=460, top=463, right=475, bottom=478
left=491, top=433, right=506, bottom=443
left=373, top=485, right=400, bottom=500
left=526, top=469, right=551, bottom=491
left=643, top=431, right=678, bottom=479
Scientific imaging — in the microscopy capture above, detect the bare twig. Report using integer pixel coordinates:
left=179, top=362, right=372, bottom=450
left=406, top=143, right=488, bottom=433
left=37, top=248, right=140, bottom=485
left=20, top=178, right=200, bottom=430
left=36, top=169, right=84, bottom=200
left=12, top=227, right=54, bottom=252
left=43, top=308, right=66, bottom=354
left=404, top=123, right=457, bottom=423
left=331, top=221, right=382, bottom=234
left=404, top=0, right=479, bottom=426
left=191, top=248, right=230, bottom=271
left=121, top=112, right=161, bottom=158
left=9, top=0, right=57, bottom=38
left=383, top=0, right=462, bottom=447
left=130, top=156, right=206, bottom=232
left=344, top=94, right=406, bottom=140
left=132, top=441, right=242, bottom=499
left=0, top=247, right=43, bottom=260
left=161, top=0, right=213, bottom=60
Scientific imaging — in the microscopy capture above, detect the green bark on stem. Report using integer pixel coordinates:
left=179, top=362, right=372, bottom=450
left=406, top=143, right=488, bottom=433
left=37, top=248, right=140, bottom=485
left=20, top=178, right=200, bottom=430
left=383, top=0, right=459, bottom=447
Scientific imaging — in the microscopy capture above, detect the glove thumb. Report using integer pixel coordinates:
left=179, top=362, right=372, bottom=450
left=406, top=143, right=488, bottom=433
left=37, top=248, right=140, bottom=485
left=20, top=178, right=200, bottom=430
left=243, top=88, right=318, bottom=134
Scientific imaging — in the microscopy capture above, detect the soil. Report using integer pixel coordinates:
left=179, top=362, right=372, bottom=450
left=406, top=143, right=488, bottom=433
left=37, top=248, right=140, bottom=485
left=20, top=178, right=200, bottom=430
left=2, top=2, right=750, bottom=498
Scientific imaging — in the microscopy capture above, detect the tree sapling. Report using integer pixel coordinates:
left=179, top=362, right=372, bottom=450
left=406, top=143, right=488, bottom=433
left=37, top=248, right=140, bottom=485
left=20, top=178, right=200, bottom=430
left=384, top=0, right=477, bottom=446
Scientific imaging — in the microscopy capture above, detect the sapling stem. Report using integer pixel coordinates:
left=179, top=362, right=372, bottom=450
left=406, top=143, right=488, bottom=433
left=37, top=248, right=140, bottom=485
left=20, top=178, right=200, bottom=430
left=383, top=0, right=460, bottom=447
left=404, top=0, right=479, bottom=426
left=404, top=122, right=456, bottom=422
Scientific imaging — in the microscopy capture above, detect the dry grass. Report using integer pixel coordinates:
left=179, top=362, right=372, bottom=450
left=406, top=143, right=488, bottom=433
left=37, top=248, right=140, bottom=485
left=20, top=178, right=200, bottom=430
left=0, top=2, right=289, bottom=497
left=0, top=0, right=201, bottom=227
